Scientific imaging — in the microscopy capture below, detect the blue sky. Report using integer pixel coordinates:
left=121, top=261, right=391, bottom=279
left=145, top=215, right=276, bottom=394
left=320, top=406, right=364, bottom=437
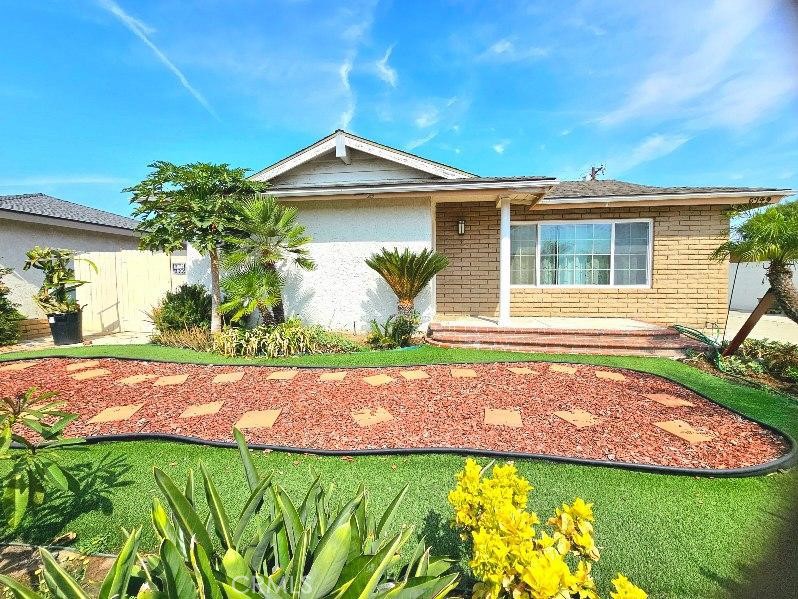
left=1, top=0, right=797, bottom=217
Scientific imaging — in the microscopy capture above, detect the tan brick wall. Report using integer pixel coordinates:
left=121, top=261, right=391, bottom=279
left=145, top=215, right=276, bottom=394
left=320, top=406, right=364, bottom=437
left=19, top=318, right=50, bottom=340
left=434, top=202, right=730, bottom=328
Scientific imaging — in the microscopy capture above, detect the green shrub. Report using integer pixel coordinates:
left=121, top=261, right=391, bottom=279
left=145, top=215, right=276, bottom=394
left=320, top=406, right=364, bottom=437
left=0, top=265, right=23, bottom=346
left=735, top=338, right=798, bottom=380
left=151, top=283, right=212, bottom=332
left=367, top=313, right=420, bottom=349
left=151, top=326, right=213, bottom=352
left=213, top=317, right=364, bottom=358
left=0, top=428, right=460, bottom=599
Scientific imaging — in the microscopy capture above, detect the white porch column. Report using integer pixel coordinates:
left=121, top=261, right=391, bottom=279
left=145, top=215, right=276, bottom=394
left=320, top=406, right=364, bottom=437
left=498, top=198, right=511, bottom=326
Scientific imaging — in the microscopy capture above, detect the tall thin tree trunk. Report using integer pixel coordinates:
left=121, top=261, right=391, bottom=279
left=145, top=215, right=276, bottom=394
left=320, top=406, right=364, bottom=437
left=767, top=260, right=798, bottom=325
left=266, top=262, right=285, bottom=324
left=209, top=248, right=222, bottom=333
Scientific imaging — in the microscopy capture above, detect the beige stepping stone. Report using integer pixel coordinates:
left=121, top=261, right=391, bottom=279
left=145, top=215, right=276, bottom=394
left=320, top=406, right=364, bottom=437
left=363, top=373, right=394, bottom=386
left=65, top=360, right=100, bottom=372
left=0, top=361, right=37, bottom=372
left=549, top=364, right=577, bottom=375
left=554, top=409, right=601, bottom=429
left=319, top=371, right=347, bottom=382
left=213, top=371, right=244, bottom=384
left=450, top=368, right=478, bottom=378
left=88, top=403, right=143, bottom=424
left=484, top=408, right=523, bottom=428
left=267, top=370, right=297, bottom=381
left=235, top=409, right=282, bottom=430
left=180, top=401, right=224, bottom=418
left=154, top=374, right=189, bottom=386
left=118, top=374, right=158, bottom=386
left=71, top=368, right=111, bottom=381
left=645, top=393, right=695, bottom=408
left=507, top=366, right=539, bottom=375
left=352, top=407, right=393, bottom=427
left=400, top=369, right=430, bottom=380
left=654, top=420, right=713, bottom=444
left=595, top=370, right=627, bottom=382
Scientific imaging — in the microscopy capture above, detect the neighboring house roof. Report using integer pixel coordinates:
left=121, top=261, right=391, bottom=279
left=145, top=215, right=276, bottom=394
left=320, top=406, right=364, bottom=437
left=0, top=193, right=139, bottom=233
left=548, top=180, right=791, bottom=199
left=251, top=129, right=475, bottom=182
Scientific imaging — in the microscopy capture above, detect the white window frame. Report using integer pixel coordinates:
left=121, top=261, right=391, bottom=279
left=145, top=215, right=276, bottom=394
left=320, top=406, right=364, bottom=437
left=509, top=218, right=654, bottom=289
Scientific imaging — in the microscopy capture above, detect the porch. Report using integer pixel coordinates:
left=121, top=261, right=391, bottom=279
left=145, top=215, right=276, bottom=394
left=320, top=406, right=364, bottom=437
left=426, top=316, right=703, bottom=357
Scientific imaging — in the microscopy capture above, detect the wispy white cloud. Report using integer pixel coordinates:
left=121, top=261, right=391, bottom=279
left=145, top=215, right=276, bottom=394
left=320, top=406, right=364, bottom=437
left=480, top=38, right=550, bottom=63
left=406, top=130, right=438, bottom=151
left=492, top=140, right=510, bottom=154
left=97, top=0, right=217, bottom=119
left=598, top=0, right=795, bottom=131
left=338, top=57, right=355, bottom=129
left=375, top=45, right=397, bottom=87
left=415, top=108, right=439, bottom=128
left=0, top=175, right=128, bottom=187
left=610, top=134, right=690, bottom=174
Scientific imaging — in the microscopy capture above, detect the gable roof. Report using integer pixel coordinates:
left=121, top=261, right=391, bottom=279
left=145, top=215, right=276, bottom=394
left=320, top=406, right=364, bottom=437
left=0, top=193, right=139, bottom=233
left=250, top=129, right=474, bottom=182
left=548, top=179, right=792, bottom=199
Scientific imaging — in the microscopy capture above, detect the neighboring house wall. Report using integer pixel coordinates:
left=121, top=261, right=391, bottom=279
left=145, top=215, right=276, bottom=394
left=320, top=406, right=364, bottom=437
left=728, top=261, right=798, bottom=311
left=269, top=149, right=432, bottom=187
left=0, top=217, right=139, bottom=319
left=435, top=202, right=729, bottom=329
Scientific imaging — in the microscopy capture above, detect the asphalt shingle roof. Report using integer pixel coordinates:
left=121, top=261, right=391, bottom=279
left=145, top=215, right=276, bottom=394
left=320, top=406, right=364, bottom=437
left=547, top=179, right=789, bottom=199
left=0, top=193, right=139, bottom=231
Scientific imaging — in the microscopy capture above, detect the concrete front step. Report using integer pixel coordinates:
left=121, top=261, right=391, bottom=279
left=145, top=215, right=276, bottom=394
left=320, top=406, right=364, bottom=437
left=426, top=323, right=704, bottom=357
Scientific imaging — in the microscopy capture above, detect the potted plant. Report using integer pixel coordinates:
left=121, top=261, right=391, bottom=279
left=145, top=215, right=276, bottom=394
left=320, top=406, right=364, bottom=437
left=23, top=246, right=96, bottom=345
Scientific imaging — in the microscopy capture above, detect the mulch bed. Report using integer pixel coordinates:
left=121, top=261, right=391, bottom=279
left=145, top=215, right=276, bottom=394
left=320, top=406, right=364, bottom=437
left=0, top=358, right=789, bottom=471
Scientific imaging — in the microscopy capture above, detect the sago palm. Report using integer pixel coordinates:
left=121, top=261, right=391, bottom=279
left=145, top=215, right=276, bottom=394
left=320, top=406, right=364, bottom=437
left=712, top=200, right=798, bottom=324
left=223, top=195, right=315, bottom=323
left=366, top=247, right=449, bottom=316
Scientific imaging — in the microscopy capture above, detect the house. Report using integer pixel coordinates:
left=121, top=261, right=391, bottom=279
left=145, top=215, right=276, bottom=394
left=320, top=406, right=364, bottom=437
left=0, top=193, right=140, bottom=338
left=237, top=130, right=794, bottom=336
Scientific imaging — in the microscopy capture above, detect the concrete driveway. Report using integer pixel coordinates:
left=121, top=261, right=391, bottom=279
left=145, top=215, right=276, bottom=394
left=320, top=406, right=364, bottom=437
left=723, top=311, right=798, bottom=344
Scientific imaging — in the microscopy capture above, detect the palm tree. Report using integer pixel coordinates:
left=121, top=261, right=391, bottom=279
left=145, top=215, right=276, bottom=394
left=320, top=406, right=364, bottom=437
left=365, top=247, right=449, bottom=317
left=219, top=266, right=283, bottom=323
left=712, top=200, right=798, bottom=324
left=222, top=195, right=315, bottom=324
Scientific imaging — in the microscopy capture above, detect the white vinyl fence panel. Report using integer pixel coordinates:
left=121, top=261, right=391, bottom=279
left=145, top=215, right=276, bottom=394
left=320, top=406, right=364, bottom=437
left=76, top=250, right=187, bottom=334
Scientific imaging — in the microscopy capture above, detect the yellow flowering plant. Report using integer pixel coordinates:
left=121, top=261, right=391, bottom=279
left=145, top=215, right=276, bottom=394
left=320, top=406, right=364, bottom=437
left=448, top=458, right=646, bottom=599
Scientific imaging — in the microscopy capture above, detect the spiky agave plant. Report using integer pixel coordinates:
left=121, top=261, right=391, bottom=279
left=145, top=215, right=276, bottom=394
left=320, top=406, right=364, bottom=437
left=0, top=428, right=460, bottom=599
left=712, top=200, right=798, bottom=324
left=365, top=248, right=449, bottom=317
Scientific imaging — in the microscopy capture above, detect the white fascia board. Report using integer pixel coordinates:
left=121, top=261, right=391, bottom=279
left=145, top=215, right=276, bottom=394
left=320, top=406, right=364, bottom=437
left=537, top=189, right=796, bottom=207
left=250, top=135, right=337, bottom=181
left=249, top=130, right=472, bottom=183
left=341, top=133, right=470, bottom=179
left=271, top=179, right=557, bottom=198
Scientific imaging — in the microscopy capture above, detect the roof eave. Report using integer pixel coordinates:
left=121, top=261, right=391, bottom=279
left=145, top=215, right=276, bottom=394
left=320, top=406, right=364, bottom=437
left=535, top=189, right=795, bottom=210
left=0, top=208, right=140, bottom=237
left=269, top=179, right=557, bottom=199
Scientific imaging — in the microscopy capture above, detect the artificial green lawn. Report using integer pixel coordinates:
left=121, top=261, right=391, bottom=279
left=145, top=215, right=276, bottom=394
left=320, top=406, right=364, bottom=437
left=1, top=344, right=797, bottom=598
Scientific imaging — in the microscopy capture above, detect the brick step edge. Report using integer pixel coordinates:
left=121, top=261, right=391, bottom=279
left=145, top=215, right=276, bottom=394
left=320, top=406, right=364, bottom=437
left=427, top=332, right=703, bottom=350
left=426, top=338, right=687, bottom=358
left=427, top=323, right=678, bottom=337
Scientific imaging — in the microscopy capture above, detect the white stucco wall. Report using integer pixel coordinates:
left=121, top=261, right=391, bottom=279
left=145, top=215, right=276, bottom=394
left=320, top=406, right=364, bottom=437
left=185, top=198, right=436, bottom=331
left=284, top=198, right=435, bottom=331
left=0, top=217, right=139, bottom=317
left=729, top=261, right=798, bottom=311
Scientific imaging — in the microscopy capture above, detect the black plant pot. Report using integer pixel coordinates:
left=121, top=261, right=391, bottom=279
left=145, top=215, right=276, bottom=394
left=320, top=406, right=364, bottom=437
left=48, top=311, right=83, bottom=345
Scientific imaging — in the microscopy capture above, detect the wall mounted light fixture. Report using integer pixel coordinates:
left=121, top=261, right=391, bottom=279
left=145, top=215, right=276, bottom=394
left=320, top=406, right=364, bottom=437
left=457, top=218, right=466, bottom=235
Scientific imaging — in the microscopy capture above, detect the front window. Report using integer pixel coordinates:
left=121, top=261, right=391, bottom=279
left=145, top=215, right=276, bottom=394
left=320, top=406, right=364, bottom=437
left=509, top=220, right=651, bottom=287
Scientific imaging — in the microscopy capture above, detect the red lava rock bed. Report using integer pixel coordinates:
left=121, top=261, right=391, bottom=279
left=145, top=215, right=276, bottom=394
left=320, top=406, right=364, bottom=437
left=0, top=357, right=790, bottom=471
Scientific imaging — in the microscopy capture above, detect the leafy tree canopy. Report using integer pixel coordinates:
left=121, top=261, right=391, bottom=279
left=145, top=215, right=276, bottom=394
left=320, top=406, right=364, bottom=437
left=127, top=161, right=268, bottom=254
